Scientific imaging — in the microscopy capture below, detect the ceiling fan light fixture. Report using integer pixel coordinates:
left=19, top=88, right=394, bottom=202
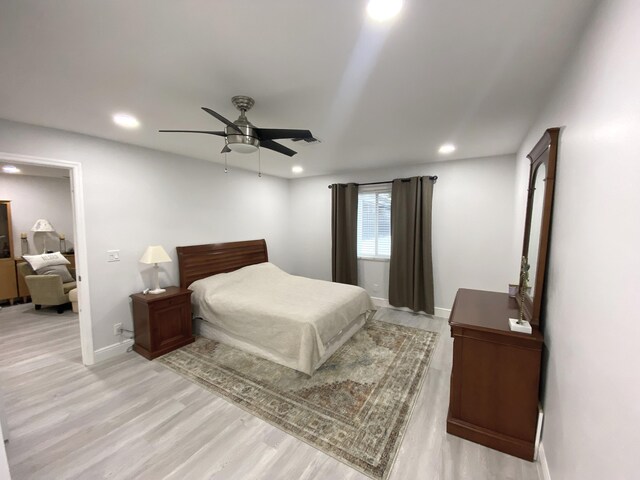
left=226, top=131, right=260, bottom=153
left=227, top=143, right=259, bottom=154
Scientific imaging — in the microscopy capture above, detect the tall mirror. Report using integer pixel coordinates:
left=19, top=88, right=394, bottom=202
left=526, top=162, right=546, bottom=299
left=519, top=128, right=560, bottom=327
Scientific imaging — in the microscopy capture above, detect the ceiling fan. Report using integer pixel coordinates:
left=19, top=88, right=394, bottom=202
left=159, top=95, right=315, bottom=157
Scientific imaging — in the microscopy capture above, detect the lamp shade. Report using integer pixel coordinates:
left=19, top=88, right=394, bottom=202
left=31, top=219, right=55, bottom=232
left=139, top=245, right=172, bottom=264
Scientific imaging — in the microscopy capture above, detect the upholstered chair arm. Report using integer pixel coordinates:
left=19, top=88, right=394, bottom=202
left=24, top=274, right=68, bottom=306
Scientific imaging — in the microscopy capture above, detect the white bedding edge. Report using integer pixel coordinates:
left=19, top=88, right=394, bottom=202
left=194, top=310, right=369, bottom=375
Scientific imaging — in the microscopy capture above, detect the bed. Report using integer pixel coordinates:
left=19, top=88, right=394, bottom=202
left=177, top=239, right=374, bottom=375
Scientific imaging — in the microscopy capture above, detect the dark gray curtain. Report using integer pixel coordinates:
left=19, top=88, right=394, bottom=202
left=331, top=183, right=358, bottom=285
left=388, top=177, right=435, bottom=314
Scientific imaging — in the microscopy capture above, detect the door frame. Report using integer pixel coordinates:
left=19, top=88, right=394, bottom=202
left=0, top=152, right=94, bottom=365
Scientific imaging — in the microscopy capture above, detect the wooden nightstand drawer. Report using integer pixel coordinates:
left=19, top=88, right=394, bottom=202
left=150, top=295, right=184, bottom=310
left=130, top=286, right=194, bottom=360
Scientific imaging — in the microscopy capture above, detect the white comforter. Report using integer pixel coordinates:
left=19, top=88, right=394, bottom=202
left=189, top=262, right=373, bottom=375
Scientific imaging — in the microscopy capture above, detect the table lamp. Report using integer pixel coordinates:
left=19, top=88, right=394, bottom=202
left=139, top=245, right=172, bottom=294
left=31, top=219, right=56, bottom=253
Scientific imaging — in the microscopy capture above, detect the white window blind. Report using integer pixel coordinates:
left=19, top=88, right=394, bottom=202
left=357, top=185, right=391, bottom=258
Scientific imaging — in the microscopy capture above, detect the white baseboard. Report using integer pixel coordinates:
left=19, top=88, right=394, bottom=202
left=537, top=442, right=551, bottom=480
left=93, top=339, right=134, bottom=363
left=371, top=297, right=390, bottom=308
left=370, top=297, right=451, bottom=319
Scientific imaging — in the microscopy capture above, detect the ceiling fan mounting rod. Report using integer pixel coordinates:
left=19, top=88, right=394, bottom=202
left=231, top=95, right=255, bottom=113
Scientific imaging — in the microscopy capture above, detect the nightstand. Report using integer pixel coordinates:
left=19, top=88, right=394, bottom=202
left=130, top=286, right=194, bottom=359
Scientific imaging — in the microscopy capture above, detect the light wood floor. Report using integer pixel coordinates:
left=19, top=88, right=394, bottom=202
left=0, top=303, right=541, bottom=480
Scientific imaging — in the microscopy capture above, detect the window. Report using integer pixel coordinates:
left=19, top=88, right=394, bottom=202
left=357, top=185, right=391, bottom=259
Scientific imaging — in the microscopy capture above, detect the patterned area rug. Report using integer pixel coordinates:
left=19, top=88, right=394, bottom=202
left=158, top=319, right=439, bottom=480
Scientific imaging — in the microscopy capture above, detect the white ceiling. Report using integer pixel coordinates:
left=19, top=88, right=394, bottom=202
left=0, top=0, right=596, bottom=178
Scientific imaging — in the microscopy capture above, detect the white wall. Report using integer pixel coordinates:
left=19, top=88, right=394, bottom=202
left=0, top=119, right=292, bottom=353
left=0, top=173, right=74, bottom=255
left=289, top=155, right=517, bottom=311
left=512, top=1, right=640, bottom=478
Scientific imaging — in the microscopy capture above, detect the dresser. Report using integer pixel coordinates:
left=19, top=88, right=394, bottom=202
left=447, top=288, right=543, bottom=460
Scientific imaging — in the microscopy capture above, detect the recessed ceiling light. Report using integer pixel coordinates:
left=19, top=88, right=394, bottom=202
left=367, top=0, right=403, bottom=22
left=292, top=166, right=304, bottom=174
left=2, top=165, right=21, bottom=174
left=112, top=113, right=140, bottom=129
left=438, top=143, right=456, bottom=154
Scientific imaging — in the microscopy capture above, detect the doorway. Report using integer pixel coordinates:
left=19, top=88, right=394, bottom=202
left=0, top=152, right=93, bottom=365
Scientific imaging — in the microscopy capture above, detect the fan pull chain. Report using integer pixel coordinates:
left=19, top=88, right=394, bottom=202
left=224, top=152, right=228, bottom=173
left=258, top=148, right=262, bottom=178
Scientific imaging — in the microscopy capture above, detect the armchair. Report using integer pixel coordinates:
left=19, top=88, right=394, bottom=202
left=16, top=262, right=77, bottom=314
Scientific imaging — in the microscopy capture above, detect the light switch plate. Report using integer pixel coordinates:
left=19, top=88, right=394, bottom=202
left=107, top=250, right=120, bottom=262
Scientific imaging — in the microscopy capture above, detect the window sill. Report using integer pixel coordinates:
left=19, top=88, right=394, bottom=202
left=357, top=256, right=390, bottom=262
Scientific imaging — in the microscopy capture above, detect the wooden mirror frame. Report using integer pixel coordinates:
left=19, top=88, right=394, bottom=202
left=519, top=127, right=560, bottom=326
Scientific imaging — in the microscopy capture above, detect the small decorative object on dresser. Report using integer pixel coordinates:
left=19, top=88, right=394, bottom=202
left=509, top=256, right=532, bottom=334
left=20, top=232, right=28, bottom=256
left=130, top=287, right=194, bottom=359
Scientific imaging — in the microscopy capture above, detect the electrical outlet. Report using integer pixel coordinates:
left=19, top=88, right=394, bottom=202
left=113, top=323, right=122, bottom=336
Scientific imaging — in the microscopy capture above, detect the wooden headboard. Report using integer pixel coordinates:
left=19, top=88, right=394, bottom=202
left=176, top=239, right=268, bottom=289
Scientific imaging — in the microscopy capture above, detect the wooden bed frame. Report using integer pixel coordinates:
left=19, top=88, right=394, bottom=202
left=176, top=239, right=268, bottom=289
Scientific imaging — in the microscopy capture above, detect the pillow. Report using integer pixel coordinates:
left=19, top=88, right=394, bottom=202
left=23, top=252, right=70, bottom=271
left=36, top=264, right=74, bottom=283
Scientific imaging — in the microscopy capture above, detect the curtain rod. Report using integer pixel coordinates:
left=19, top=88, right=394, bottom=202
left=327, top=176, right=438, bottom=189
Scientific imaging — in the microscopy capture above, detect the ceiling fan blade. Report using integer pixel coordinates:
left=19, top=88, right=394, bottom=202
left=221, top=145, right=231, bottom=154
left=201, top=107, right=243, bottom=134
left=260, top=139, right=297, bottom=157
left=159, top=129, right=226, bottom=136
left=255, top=128, right=313, bottom=140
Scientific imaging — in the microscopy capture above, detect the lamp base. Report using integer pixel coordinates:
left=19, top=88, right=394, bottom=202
left=148, top=263, right=165, bottom=295
left=508, top=317, right=532, bottom=334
